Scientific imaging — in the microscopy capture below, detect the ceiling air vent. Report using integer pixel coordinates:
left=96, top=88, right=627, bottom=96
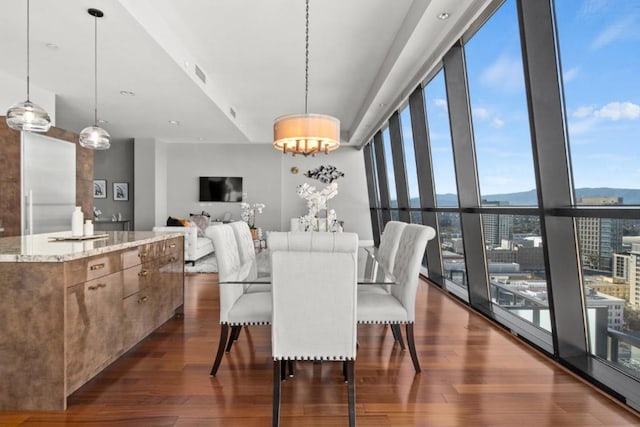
left=195, top=64, right=206, bottom=84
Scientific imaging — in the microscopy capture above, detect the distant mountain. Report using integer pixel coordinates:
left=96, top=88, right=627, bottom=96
left=425, top=188, right=640, bottom=206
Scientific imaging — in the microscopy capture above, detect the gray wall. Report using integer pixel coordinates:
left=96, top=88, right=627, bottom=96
left=94, top=138, right=134, bottom=227
left=131, top=139, right=373, bottom=241
left=165, top=143, right=283, bottom=232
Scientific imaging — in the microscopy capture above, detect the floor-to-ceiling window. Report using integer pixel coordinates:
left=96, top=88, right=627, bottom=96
left=424, top=70, right=468, bottom=295
left=555, top=0, right=640, bottom=381
left=363, top=0, right=640, bottom=409
left=399, top=105, right=421, bottom=224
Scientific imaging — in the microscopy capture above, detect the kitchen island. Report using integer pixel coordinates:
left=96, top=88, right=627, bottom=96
left=0, top=231, right=184, bottom=411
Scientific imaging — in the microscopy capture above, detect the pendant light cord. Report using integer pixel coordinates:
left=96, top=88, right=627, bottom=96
left=93, top=13, right=98, bottom=126
left=304, top=0, right=309, bottom=115
left=26, top=0, right=30, bottom=101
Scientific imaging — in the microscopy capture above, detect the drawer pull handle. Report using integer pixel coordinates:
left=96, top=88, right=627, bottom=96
left=97, top=283, right=106, bottom=288
left=90, top=263, right=105, bottom=271
left=170, top=243, right=176, bottom=248
left=169, top=256, right=177, bottom=262
left=88, top=285, right=98, bottom=290
left=138, top=252, right=148, bottom=258
left=138, top=270, right=149, bottom=277
left=137, top=296, right=148, bottom=304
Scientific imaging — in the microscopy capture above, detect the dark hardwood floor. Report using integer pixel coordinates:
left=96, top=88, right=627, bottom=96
left=2, top=273, right=639, bottom=426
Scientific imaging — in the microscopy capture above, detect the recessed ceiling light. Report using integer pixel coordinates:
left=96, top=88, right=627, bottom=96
left=45, top=43, right=58, bottom=49
left=97, top=119, right=109, bottom=124
left=119, top=90, right=135, bottom=96
left=169, top=120, right=180, bottom=126
left=438, top=12, right=450, bottom=20
left=379, top=103, right=386, bottom=107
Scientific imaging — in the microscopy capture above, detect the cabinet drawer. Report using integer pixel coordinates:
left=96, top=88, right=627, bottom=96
left=122, top=289, right=154, bottom=350
left=65, top=252, right=121, bottom=285
left=122, top=261, right=155, bottom=299
left=122, top=244, right=153, bottom=269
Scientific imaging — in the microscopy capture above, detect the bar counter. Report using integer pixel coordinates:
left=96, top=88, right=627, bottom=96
left=0, top=231, right=185, bottom=411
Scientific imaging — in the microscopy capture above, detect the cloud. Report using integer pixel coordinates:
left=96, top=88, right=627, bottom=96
left=563, top=67, right=579, bottom=82
left=481, top=55, right=524, bottom=91
left=594, top=102, right=640, bottom=120
left=473, top=107, right=490, bottom=120
left=491, top=118, right=505, bottom=129
left=580, top=0, right=614, bottom=16
left=572, top=105, right=595, bottom=118
left=568, top=101, right=640, bottom=136
left=434, top=98, right=447, bottom=109
left=591, top=15, right=639, bottom=50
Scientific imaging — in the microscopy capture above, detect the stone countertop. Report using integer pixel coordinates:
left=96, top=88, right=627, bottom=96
left=0, top=231, right=184, bottom=263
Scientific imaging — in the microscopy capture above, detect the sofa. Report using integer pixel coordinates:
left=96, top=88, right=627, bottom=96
left=152, top=224, right=217, bottom=265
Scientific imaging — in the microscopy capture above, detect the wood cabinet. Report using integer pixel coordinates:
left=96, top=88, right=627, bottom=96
left=0, top=233, right=184, bottom=410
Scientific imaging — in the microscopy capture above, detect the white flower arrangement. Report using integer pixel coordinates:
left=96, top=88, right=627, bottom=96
left=240, top=201, right=265, bottom=229
left=296, top=182, right=340, bottom=231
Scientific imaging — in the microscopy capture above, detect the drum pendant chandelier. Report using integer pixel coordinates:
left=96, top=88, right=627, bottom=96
left=273, top=0, right=340, bottom=157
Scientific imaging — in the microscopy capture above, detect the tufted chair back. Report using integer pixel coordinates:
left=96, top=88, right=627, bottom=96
left=229, top=221, right=258, bottom=281
left=389, top=224, right=437, bottom=322
left=377, top=221, right=407, bottom=275
left=268, top=231, right=359, bottom=361
left=207, top=224, right=243, bottom=323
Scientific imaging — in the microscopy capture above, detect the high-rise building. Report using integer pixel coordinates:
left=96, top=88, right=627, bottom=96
left=481, top=201, right=512, bottom=247
left=577, top=197, right=624, bottom=271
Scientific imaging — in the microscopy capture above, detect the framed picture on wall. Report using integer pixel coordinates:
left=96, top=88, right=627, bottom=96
left=94, top=179, right=107, bottom=199
left=113, top=182, right=128, bottom=201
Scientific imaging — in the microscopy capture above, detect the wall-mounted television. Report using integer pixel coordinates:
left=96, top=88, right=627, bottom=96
left=199, top=177, right=243, bottom=202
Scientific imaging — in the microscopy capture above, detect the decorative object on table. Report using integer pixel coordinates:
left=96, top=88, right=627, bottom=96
left=78, top=8, right=110, bottom=150
left=71, top=206, right=84, bottom=237
left=272, top=0, right=340, bottom=157
left=296, top=182, right=341, bottom=232
left=290, top=166, right=299, bottom=174
left=113, top=182, right=128, bottom=201
left=93, top=179, right=107, bottom=198
left=240, top=200, right=265, bottom=239
left=304, top=164, right=344, bottom=183
left=83, top=220, right=94, bottom=237
left=93, top=206, right=102, bottom=219
left=5, top=0, right=52, bottom=132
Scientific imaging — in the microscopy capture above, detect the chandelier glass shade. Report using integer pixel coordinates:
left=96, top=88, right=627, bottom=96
left=79, top=8, right=110, bottom=150
left=273, top=113, right=340, bottom=156
left=5, top=0, right=52, bottom=133
left=6, top=100, right=51, bottom=132
left=79, top=125, right=111, bottom=150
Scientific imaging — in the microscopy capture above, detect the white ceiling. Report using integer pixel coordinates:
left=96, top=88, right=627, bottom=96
left=0, top=0, right=494, bottom=147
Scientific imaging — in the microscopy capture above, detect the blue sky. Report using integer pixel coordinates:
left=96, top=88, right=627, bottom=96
left=396, top=0, right=640, bottom=202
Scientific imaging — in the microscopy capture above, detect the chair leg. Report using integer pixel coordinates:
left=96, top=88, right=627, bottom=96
left=225, top=325, right=242, bottom=352
left=210, top=324, right=229, bottom=376
left=346, top=360, right=356, bottom=427
left=391, top=324, right=406, bottom=350
left=405, top=323, right=421, bottom=373
left=280, top=360, right=287, bottom=381
left=343, top=360, right=347, bottom=383
left=273, top=360, right=281, bottom=427
left=288, top=360, right=295, bottom=377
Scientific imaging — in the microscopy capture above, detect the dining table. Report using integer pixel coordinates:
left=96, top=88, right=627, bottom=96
left=220, top=246, right=395, bottom=286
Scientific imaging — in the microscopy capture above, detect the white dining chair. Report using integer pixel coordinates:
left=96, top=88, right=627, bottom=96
left=357, top=223, right=436, bottom=373
left=268, top=231, right=359, bottom=427
left=229, top=221, right=270, bottom=293
left=377, top=220, right=408, bottom=275
left=208, top=224, right=272, bottom=376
